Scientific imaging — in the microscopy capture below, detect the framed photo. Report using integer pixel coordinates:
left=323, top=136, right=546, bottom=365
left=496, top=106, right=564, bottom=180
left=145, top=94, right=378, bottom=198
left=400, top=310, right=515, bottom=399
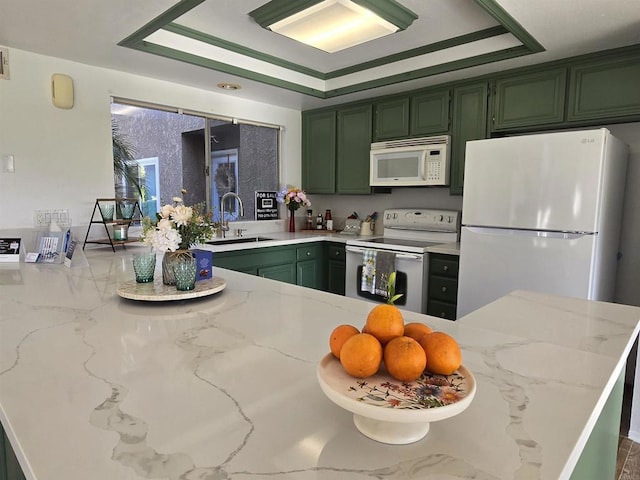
left=0, top=237, right=21, bottom=262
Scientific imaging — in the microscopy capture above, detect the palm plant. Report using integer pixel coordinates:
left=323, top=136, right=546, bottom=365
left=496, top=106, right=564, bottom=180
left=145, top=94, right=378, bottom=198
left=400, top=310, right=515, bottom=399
left=112, top=118, right=142, bottom=197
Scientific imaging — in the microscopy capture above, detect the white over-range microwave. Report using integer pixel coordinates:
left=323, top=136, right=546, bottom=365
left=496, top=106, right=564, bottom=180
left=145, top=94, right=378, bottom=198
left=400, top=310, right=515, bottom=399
left=370, top=135, right=450, bottom=187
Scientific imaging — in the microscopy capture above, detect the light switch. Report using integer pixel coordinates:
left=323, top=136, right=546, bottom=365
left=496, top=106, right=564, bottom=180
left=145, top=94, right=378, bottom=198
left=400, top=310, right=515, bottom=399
left=1, top=154, right=15, bottom=173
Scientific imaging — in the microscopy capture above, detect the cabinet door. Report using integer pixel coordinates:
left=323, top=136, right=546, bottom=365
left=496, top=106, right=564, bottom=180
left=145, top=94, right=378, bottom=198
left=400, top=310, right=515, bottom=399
left=336, top=104, right=373, bottom=194
left=297, top=259, right=320, bottom=289
left=259, top=263, right=296, bottom=284
left=327, top=260, right=346, bottom=295
left=374, top=97, right=409, bottom=140
left=213, top=246, right=294, bottom=277
left=302, top=110, right=336, bottom=194
left=492, top=68, right=566, bottom=130
left=410, top=89, right=450, bottom=136
left=567, top=53, right=640, bottom=122
left=450, top=83, right=489, bottom=195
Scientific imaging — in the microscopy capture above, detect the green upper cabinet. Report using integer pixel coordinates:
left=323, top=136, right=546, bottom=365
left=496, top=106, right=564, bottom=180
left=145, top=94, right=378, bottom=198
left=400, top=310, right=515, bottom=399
left=336, top=104, right=373, bottom=194
left=302, top=110, right=336, bottom=194
left=491, top=68, right=567, bottom=131
left=567, top=51, right=640, bottom=123
left=303, top=104, right=372, bottom=195
left=373, top=90, right=450, bottom=140
left=410, top=89, right=450, bottom=136
left=374, top=97, right=409, bottom=140
left=450, top=83, right=489, bottom=195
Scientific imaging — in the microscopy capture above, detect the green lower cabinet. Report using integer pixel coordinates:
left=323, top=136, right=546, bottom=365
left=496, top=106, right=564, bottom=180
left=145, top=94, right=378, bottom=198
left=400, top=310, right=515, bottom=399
left=296, top=244, right=323, bottom=289
left=427, top=253, right=459, bottom=320
left=212, top=243, right=327, bottom=291
left=259, top=263, right=296, bottom=284
left=568, top=51, right=640, bottom=123
left=491, top=68, right=567, bottom=131
left=570, top=371, right=624, bottom=480
left=325, top=243, right=346, bottom=295
left=450, top=83, right=489, bottom=195
left=296, top=260, right=320, bottom=289
left=213, top=245, right=295, bottom=279
left=1, top=422, right=26, bottom=480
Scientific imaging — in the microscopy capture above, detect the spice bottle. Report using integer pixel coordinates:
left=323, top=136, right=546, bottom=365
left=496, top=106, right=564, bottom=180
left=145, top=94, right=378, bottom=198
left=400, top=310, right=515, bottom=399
left=316, top=213, right=323, bottom=229
left=325, top=209, right=333, bottom=231
left=306, top=209, right=313, bottom=230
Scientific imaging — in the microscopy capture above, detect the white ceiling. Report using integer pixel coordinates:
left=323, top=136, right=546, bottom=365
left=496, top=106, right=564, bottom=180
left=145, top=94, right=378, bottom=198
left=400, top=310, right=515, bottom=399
left=1, top=0, right=639, bottom=110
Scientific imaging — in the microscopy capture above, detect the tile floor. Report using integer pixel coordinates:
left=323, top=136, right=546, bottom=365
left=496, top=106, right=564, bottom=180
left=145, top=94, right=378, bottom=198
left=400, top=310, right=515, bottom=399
left=617, top=383, right=639, bottom=480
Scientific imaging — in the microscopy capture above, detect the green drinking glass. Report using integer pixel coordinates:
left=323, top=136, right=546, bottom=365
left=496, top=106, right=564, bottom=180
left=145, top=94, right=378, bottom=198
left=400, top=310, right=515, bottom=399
left=100, top=204, right=114, bottom=221
left=173, top=255, right=197, bottom=291
left=132, top=252, right=156, bottom=283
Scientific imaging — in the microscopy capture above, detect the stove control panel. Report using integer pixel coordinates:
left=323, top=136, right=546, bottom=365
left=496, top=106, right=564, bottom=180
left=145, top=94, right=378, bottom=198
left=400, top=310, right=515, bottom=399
left=383, top=209, right=460, bottom=233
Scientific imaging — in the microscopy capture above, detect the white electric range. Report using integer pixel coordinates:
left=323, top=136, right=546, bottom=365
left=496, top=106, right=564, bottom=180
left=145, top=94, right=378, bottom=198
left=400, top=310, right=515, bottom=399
left=345, top=208, right=460, bottom=314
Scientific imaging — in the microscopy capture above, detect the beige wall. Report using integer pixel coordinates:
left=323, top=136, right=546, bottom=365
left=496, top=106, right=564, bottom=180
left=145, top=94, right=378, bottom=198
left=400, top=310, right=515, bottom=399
left=0, top=48, right=301, bottom=229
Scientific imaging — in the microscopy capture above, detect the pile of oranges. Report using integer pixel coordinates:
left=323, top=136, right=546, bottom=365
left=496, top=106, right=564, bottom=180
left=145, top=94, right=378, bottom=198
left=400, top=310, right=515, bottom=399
left=329, top=304, right=461, bottom=381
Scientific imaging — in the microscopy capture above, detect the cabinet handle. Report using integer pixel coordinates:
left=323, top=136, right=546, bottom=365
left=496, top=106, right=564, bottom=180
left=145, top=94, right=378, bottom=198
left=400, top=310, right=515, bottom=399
left=335, top=251, right=340, bottom=256
left=442, top=265, right=449, bottom=272
left=441, top=286, right=447, bottom=293
left=306, top=251, right=311, bottom=256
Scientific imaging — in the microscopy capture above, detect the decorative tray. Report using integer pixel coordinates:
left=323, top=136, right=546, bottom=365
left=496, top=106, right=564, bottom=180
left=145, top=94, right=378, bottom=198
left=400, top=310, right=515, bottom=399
left=317, top=353, right=476, bottom=444
left=116, top=277, right=226, bottom=301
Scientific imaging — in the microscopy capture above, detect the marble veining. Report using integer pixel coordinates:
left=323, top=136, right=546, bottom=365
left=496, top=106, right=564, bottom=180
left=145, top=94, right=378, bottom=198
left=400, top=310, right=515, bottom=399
left=0, top=248, right=638, bottom=480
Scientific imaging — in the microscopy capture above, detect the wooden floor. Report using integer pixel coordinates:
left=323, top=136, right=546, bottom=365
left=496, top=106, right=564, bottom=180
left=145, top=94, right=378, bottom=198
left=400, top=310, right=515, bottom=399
left=617, top=436, right=640, bottom=480
left=617, top=383, right=640, bottom=480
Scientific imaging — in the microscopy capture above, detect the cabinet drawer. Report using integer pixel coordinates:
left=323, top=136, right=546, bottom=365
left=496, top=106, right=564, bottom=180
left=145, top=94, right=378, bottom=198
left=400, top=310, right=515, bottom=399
left=428, top=276, right=458, bottom=303
left=429, top=255, right=459, bottom=278
left=326, top=244, right=345, bottom=262
left=427, top=300, right=457, bottom=320
left=296, top=244, right=320, bottom=261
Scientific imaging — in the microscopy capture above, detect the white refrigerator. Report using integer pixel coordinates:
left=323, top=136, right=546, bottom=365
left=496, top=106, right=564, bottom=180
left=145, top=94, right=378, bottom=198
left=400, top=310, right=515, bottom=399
left=457, top=128, right=628, bottom=318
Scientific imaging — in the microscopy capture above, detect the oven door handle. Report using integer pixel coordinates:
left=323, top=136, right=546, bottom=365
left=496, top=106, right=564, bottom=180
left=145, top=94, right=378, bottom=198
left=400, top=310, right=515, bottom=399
left=345, top=245, right=423, bottom=261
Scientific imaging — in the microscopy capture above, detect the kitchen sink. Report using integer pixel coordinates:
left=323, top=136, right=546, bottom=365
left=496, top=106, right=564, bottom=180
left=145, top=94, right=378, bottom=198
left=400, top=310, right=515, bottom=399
left=205, top=236, right=275, bottom=246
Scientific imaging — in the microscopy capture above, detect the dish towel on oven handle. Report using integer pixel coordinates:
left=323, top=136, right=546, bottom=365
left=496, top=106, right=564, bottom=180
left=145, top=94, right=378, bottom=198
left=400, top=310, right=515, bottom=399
left=361, top=249, right=396, bottom=298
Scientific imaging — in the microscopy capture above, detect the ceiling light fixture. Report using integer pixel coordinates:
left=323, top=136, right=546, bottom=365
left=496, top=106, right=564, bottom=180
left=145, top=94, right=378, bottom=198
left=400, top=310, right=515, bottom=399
left=217, top=82, right=241, bottom=90
left=249, top=0, right=417, bottom=53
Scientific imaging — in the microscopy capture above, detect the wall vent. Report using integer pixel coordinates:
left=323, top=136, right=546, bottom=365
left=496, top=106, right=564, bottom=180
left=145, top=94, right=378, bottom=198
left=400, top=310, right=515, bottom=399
left=0, top=47, right=9, bottom=80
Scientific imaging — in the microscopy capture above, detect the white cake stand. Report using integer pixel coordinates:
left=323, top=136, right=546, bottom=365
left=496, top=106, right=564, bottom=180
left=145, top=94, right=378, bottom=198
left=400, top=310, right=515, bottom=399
left=317, top=354, right=476, bottom=444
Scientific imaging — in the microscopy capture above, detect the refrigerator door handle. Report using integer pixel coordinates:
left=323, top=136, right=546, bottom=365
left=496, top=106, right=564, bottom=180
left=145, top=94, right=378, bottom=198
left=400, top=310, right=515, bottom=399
left=464, top=226, right=594, bottom=240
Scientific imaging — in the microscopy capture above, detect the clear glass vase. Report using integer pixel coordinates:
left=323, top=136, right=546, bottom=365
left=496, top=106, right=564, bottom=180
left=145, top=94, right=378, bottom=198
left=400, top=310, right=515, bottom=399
left=162, top=250, right=192, bottom=286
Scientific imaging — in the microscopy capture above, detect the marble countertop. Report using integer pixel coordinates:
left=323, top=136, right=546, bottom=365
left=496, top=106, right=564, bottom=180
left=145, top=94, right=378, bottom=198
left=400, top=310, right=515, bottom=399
left=0, top=249, right=637, bottom=479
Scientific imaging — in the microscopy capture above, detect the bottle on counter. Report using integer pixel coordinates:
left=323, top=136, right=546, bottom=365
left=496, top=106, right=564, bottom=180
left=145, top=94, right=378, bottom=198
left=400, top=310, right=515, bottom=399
left=306, top=209, right=313, bottom=230
left=316, top=213, right=323, bottom=229
left=325, top=209, right=333, bottom=231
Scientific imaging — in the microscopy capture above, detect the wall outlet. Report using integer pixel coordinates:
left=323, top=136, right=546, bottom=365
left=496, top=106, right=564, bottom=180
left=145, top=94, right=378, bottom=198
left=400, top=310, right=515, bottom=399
left=1, top=154, right=14, bottom=173
left=0, top=47, right=9, bottom=80
left=33, top=209, right=70, bottom=227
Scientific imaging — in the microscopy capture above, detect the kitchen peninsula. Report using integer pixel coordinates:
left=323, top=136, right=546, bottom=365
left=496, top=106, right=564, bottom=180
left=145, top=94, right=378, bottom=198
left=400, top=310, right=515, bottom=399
left=0, top=247, right=638, bottom=480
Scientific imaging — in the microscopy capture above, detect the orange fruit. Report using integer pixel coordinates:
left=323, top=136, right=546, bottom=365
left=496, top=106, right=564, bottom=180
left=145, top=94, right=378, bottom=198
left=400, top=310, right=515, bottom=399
left=383, top=336, right=427, bottom=382
left=364, top=304, right=404, bottom=345
left=419, top=332, right=462, bottom=375
left=339, top=333, right=383, bottom=378
left=403, top=322, right=433, bottom=343
left=329, top=324, right=360, bottom=359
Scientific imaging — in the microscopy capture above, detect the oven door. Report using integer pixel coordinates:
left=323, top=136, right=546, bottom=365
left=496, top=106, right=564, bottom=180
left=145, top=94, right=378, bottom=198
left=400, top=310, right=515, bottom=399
left=345, top=246, right=427, bottom=314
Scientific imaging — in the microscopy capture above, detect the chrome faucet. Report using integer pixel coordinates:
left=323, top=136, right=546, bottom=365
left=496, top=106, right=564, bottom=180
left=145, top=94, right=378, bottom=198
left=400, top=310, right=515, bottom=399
left=220, top=192, right=244, bottom=238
